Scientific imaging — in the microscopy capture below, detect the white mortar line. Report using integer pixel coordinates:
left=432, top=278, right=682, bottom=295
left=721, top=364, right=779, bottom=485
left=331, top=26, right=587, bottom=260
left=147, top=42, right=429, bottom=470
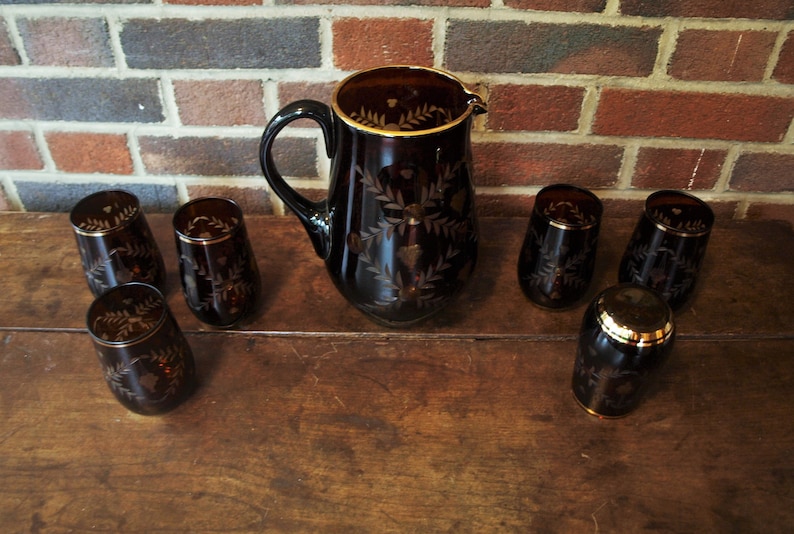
left=765, top=27, right=790, bottom=81
left=318, top=14, right=334, bottom=71
left=31, top=124, right=55, bottom=172
left=715, top=145, right=740, bottom=193
left=104, top=12, right=128, bottom=72
left=175, top=178, right=189, bottom=204
left=577, top=86, right=600, bottom=135
left=0, top=174, right=23, bottom=210
left=615, top=143, right=639, bottom=189
left=785, top=117, right=794, bottom=145
left=3, top=14, right=29, bottom=66
left=159, top=75, right=182, bottom=127
left=432, top=12, right=448, bottom=69
left=651, top=19, right=680, bottom=80
left=126, top=128, right=146, bottom=176
left=603, top=0, right=620, bottom=17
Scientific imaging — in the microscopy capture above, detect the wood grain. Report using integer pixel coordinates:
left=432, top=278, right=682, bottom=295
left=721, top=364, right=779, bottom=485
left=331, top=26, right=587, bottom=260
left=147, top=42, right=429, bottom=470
left=0, top=213, right=793, bottom=532
left=1, top=214, right=792, bottom=338
left=1, top=332, right=792, bottom=531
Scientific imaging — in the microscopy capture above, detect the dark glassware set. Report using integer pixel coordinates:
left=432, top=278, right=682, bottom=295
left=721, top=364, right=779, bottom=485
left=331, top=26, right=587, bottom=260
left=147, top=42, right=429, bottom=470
left=173, top=197, right=261, bottom=328
left=260, top=65, right=484, bottom=327
left=69, top=66, right=714, bottom=419
left=71, top=190, right=261, bottom=415
left=515, top=186, right=713, bottom=417
left=517, top=184, right=603, bottom=309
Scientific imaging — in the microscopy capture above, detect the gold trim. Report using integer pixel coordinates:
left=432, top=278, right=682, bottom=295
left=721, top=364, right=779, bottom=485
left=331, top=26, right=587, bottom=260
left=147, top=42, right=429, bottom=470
left=548, top=218, right=599, bottom=231
left=596, top=294, right=674, bottom=346
left=331, top=65, right=484, bottom=138
left=87, top=284, right=168, bottom=348
left=649, top=217, right=710, bottom=238
left=177, top=232, right=233, bottom=246
left=571, top=390, right=631, bottom=419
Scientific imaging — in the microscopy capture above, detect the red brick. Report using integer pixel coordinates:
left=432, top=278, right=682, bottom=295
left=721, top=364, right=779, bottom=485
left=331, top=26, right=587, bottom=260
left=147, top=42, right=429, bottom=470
left=744, top=203, right=794, bottom=227
left=472, top=142, right=623, bottom=187
left=476, top=193, right=534, bottom=218
left=0, top=131, right=43, bottom=170
left=612, top=197, right=738, bottom=222
left=669, top=30, right=777, bottom=82
left=0, top=78, right=163, bottom=122
left=773, top=32, right=794, bottom=84
left=139, top=136, right=262, bottom=176
left=446, top=21, right=660, bottom=77
left=487, top=84, right=585, bottom=132
left=46, top=132, right=133, bottom=174
left=139, top=136, right=319, bottom=178
left=730, top=152, right=794, bottom=192
left=277, top=81, right=337, bottom=129
left=278, top=81, right=337, bottom=106
left=184, top=185, right=273, bottom=215
left=280, top=0, right=488, bottom=4
left=122, top=18, right=320, bottom=70
left=333, top=18, right=434, bottom=70
left=166, top=0, right=259, bottom=5
left=632, top=147, right=726, bottom=190
left=600, top=198, right=647, bottom=219
left=593, top=89, right=794, bottom=142
left=503, top=0, right=606, bottom=12
left=173, top=80, right=266, bottom=126
left=1, top=18, right=20, bottom=66
left=620, top=0, right=794, bottom=20
left=17, top=18, right=113, bottom=67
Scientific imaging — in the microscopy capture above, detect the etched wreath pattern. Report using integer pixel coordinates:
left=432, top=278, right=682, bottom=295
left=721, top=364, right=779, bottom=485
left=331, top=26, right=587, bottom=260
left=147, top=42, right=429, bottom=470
left=92, top=296, right=162, bottom=342
left=181, top=243, right=256, bottom=315
left=100, top=343, right=188, bottom=403
left=543, top=201, right=597, bottom=226
left=77, top=201, right=138, bottom=232
left=182, top=215, right=237, bottom=239
left=351, top=161, right=472, bottom=312
left=650, top=208, right=708, bottom=233
left=82, top=240, right=157, bottom=294
left=522, top=225, right=595, bottom=294
left=349, top=101, right=453, bottom=131
left=623, top=239, right=700, bottom=301
left=573, top=350, right=645, bottom=413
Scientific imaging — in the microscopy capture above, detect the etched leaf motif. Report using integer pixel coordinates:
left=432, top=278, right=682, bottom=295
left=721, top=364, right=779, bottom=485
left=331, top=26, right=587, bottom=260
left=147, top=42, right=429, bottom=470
left=103, top=357, right=146, bottom=402
left=93, top=296, right=161, bottom=341
left=350, top=101, right=451, bottom=131
left=183, top=215, right=236, bottom=238
left=78, top=204, right=137, bottom=231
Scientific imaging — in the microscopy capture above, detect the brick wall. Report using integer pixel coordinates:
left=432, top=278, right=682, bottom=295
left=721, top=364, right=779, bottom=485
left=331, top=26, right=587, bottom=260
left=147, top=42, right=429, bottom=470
left=0, top=0, right=793, bottom=225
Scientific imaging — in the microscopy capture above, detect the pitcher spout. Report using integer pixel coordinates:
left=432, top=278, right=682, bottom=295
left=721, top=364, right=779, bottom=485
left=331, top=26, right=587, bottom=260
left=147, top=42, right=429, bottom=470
left=466, top=92, right=487, bottom=115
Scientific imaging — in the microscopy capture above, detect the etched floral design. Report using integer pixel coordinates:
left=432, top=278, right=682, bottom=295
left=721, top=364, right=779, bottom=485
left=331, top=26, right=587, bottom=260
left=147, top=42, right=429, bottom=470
left=523, top=226, right=595, bottom=293
left=650, top=208, right=708, bottom=233
left=348, top=160, right=474, bottom=315
left=77, top=202, right=138, bottom=232
left=92, top=296, right=162, bottom=342
left=350, top=102, right=453, bottom=131
left=181, top=215, right=238, bottom=239
left=82, top=238, right=159, bottom=295
left=358, top=163, right=466, bottom=243
left=622, top=241, right=700, bottom=302
left=181, top=251, right=257, bottom=315
left=100, top=343, right=188, bottom=403
left=573, top=354, right=644, bottom=413
left=358, top=244, right=460, bottom=310
left=543, top=201, right=597, bottom=226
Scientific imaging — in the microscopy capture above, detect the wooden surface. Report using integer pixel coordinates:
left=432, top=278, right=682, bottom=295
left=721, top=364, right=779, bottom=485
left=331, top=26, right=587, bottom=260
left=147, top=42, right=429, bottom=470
left=1, top=213, right=793, bottom=532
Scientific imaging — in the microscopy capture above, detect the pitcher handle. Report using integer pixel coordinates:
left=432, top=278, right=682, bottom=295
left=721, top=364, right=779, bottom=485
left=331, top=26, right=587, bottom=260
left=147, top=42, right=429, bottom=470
left=259, top=99, right=335, bottom=259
